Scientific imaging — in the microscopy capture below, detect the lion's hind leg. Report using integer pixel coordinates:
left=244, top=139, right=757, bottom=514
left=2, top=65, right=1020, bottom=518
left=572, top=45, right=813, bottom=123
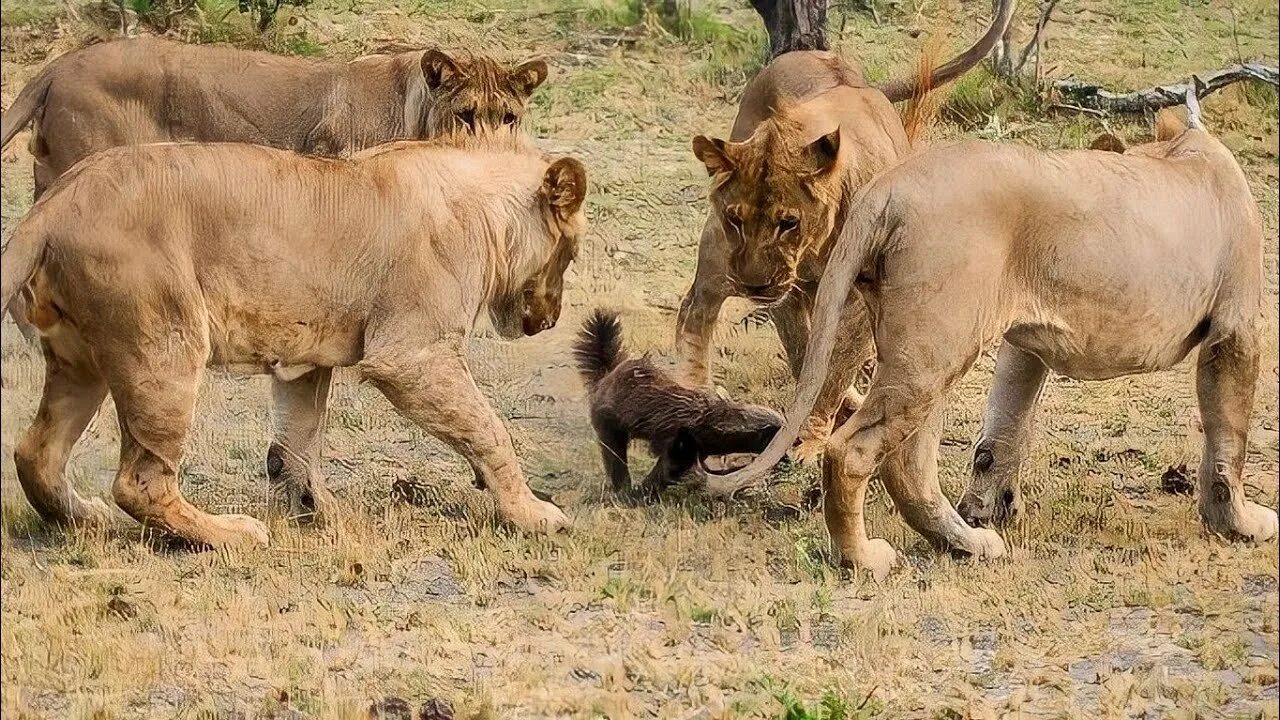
left=106, top=346, right=269, bottom=548
left=833, top=254, right=1008, bottom=570
left=957, top=343, right=1048, bottom=527
left=1194, top=329, right=1278, bottom=542
left=13, top=337, right=113, bottom=527
left=820, top=397, right=901, bottom=582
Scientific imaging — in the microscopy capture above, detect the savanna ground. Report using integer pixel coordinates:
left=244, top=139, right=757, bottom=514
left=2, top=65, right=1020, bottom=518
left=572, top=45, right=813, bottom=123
left=1, top=0, right=1278, bottom=717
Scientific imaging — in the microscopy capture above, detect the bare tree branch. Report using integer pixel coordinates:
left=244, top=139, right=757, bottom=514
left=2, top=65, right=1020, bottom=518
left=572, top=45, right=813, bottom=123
left=1014, top=0, right=1057, bottom=76
left=990, top=0, right=1015, bottom=78
left=1053, top=63, right=1279, bottom=114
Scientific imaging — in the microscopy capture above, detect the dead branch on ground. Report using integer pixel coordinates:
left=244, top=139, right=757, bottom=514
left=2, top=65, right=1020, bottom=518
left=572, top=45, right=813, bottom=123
left=1053, top=63, right=1279, bottom=114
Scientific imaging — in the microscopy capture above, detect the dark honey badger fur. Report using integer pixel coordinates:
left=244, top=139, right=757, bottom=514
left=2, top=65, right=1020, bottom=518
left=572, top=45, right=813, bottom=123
left=574, top=310, right=784, bottom=497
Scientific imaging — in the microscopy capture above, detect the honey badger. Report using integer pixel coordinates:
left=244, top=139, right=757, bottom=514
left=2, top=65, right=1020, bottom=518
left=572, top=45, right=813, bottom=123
left=574, top=310, right=784, bottom=498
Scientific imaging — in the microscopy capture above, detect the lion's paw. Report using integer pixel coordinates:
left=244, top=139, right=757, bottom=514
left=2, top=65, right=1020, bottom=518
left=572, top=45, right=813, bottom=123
left=1232, top=502, right=1278, bottom=543
left=859, top=537, right=900, bottom=582
left=793, top=417, right=835, bottom=467
left=792, top=432, right=827, bottom=467
left=76, top=497, right=116, bottom=528
left=838, top=537, right=899, bottom=582
left=1246, top=503, right=1280, bottom=542
left=211, top=514, right=271, bottom=548
left=1204, top=500, right=1279, bottom=543
left=967, top=527, right=1007, bottom=560
left=504, top=498, right=569, bottom=534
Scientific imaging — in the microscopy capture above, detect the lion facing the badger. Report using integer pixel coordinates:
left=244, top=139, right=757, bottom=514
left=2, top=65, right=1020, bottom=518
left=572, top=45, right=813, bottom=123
left=1, top=134, right=586, bottom=547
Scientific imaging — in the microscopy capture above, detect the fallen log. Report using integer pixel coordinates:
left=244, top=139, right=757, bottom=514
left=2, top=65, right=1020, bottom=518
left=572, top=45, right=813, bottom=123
left=1053, top=63, right=1279, bottom=114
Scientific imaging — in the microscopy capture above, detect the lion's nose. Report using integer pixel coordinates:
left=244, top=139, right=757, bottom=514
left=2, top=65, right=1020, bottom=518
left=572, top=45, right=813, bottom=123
left=998, top=488, right=1022, bottom=523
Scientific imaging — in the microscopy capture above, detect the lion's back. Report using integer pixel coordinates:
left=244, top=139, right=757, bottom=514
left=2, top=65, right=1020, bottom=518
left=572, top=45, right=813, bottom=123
left=732, top=51, right=868, bottom=140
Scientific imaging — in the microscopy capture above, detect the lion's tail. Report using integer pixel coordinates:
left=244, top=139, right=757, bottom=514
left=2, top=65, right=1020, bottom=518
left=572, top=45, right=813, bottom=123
left=714, top=184, right=896, bottom=490
left=875, top=0, right=1016, bottom=103
left=901, top=39, right=945, bottom=146
left=1, top=209, right=50, bottom=317
left=573, top=309, right=628, bottom=391
left=1, top=59, right=58, bottom=150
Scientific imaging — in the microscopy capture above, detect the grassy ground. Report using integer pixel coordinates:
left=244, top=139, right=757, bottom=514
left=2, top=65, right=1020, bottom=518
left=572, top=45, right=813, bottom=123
left=1, top=0, right=1278, bottom=717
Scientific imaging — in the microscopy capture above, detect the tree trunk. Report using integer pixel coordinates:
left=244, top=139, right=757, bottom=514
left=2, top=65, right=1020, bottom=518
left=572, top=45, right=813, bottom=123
left=749, top=0, right=828, bottom=58
left=643, top=0, right=679, bottom=25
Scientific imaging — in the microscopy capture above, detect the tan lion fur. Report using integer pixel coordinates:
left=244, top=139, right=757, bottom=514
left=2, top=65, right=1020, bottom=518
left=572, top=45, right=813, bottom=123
left=0, top=37, right=549, bottom=197
left=676, top=0, right=1015, bottom=461
left=0, top=134, right=587, bottom=548
left=716, top=113, right=1276, bottom=581
left=0, top=37, right=550, bottom=340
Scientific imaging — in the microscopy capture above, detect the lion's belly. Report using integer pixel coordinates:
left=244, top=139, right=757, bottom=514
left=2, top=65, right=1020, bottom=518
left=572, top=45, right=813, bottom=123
left=1005, top=314, right=1208, bottom=381
left=206, top=305, right=364, bottom=373
left=1005, top=231, right=1221, bottom=380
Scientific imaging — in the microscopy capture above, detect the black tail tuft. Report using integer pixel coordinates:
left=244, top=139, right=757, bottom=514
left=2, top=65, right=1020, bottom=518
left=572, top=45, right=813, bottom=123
left=573, top=309, right=627, bottom=390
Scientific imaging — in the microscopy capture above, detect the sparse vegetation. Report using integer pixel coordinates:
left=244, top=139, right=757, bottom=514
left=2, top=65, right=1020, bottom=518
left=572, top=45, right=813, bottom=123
left=1, top=0, right=1277, bottom=717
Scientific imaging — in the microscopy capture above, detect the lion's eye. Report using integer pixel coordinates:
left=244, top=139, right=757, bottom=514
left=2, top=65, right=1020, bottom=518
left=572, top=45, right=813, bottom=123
left=457, top=109, right=476, bottom=129
left=502, top=112, right=518, bottom=126
left=778, top=215, right=799, bottom=232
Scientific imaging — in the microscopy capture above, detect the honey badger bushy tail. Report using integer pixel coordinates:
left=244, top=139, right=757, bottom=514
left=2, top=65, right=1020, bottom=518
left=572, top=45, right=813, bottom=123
left=573, top=309, right=628, bottom=390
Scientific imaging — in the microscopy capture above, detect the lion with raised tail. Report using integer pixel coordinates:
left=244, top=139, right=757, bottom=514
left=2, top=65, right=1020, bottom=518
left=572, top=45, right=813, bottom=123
left=679, top=0, right=1016, bottom=461
left=712, top=96, right=1276, bottom=581
left=0, top=135, right=586, bottom=548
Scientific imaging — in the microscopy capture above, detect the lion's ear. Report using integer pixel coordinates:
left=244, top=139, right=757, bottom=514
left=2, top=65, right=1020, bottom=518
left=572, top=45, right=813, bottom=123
left=803, top=128, right=841, bottom=175
left=422, top=49, right=464, bottom=91
left=544, top=157, right=588, bottom=220
left=509, top=59, right=549, bottom=97
left=1154, top=109, right=1187, bottom=142
left=1088, top=132, right=1126, bottom=153
left=692, top=135, right=734, bottom=177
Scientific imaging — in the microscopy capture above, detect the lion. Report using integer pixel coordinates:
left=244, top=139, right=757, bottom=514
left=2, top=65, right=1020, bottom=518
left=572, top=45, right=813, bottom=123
left=0, top=37, right=549, bottom=195
left=0, top=135, right=586, bottom=548
left=0, top=37, right=549, bottom=340
left=711, top=95, right=1277, bottom=581
left=679, top=0, right=1015, bottom=461
left=573, top=309, right=783, bottom=500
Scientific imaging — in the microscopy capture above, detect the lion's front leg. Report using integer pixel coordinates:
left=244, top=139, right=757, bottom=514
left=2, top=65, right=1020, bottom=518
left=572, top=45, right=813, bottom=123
left=360, top=342, right=567, bottom=533
left=773, top=289, right=873, bottom=465
left=674, top=218, right=733, bottom=388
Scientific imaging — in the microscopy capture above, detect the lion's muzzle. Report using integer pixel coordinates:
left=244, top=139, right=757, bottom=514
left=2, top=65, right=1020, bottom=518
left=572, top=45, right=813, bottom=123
left=958, top=486, right=1021, bottom=528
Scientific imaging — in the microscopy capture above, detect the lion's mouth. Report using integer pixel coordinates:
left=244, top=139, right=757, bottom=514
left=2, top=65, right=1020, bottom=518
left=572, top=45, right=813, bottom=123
left=739, top=280, right=795, bottom=305
left=522, top=315, right=556, bottom=336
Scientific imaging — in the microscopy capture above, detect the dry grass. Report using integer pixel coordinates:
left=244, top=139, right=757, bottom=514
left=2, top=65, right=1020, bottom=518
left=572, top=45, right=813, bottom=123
left=1, top=0, right=1278, bottom=717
